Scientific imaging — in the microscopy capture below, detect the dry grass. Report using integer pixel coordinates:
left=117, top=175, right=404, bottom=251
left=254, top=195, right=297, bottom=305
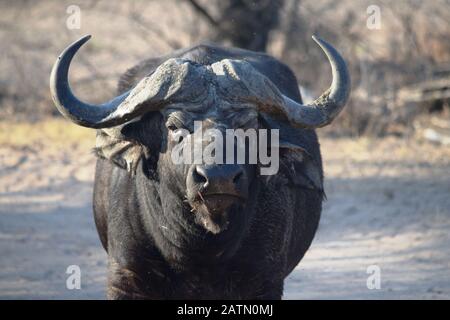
left=0, top=119, right=94, bottom=151
left=319, top=133, right=450, bottom=179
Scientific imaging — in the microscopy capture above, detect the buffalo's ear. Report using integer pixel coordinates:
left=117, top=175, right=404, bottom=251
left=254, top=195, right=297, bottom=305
left=259, top=114, right=323, bottom=191
left=94, top=112, right=162, bottom=174
left=94, top=129, right=144, bottom=174
left=279, top=140, right=323, bottom=192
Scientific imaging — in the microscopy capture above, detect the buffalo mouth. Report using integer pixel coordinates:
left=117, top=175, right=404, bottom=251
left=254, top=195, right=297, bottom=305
left=190, top=193, right=245, bottom=234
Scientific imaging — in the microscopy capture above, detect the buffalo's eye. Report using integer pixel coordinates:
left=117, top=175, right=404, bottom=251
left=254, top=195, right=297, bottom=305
left=167, top=124, right=178, bottom=131
left=168, top=127, right=188, bottom=144
left=167, top=123, right=185, bottom=142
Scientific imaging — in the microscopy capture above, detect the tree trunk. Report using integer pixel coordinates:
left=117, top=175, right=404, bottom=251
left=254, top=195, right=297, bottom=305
left=188, top=0, right=284, bottom=52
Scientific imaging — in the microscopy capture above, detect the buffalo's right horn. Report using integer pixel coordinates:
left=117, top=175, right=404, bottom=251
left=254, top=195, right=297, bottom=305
left=50, top=35, right=188, bottom=129
left=50, top=35, right=137, bottom=128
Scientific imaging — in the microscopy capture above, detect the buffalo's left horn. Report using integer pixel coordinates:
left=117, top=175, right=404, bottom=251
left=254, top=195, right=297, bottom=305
left=281, top=36, right=351, bottom=128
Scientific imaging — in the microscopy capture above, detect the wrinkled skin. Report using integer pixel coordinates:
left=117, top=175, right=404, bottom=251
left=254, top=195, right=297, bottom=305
left=93, top=44, right=323, bottom=299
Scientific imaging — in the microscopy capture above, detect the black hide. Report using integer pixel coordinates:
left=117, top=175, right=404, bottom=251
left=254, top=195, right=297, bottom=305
left=93, top=43, right=324, bottom=299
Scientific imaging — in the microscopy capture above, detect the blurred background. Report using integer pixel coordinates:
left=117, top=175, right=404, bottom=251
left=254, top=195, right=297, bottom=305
left=0, top=0, right=449, bottom=299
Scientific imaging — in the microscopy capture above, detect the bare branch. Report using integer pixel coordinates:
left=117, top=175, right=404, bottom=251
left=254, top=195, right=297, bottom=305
left=186, top=0, right=219, bottom=27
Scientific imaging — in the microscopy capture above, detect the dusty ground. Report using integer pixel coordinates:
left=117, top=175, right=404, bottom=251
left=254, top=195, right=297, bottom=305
left=0, top=120, right=449, bottom=299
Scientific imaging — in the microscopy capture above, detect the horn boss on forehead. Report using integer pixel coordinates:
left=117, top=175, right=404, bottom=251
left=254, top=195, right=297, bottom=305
left=208, top=37, right=351, bottom=129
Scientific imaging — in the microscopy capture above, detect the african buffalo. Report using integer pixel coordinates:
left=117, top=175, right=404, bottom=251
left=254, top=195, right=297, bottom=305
left=50, top=35, right=350, bottom=299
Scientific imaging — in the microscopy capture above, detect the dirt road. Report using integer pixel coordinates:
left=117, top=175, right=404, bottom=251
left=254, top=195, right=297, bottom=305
left=1, top=122, right=449, bottom=299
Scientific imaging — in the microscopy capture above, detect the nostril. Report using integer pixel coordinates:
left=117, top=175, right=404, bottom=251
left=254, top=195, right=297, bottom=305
left=233, top=171, right=243, bottom=184
left=193, top=165, right=208, bottom=185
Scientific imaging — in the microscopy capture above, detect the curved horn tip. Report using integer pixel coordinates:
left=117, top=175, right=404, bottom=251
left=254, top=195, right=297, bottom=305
left=279, top=35, right=350, bottom=129
left=78, top=34, right=92, bottom=45
left=77, top=34, right=92, bottom=43
left=80, top=34, right=92, bottom=40
left=67, top=34, right=92, bottom=51
left=311, top=35, right=324, bottom=45
left=58, top=35, right=92, bottom=58
left=311, top=34, right=320, bottom=42
left=311, top=35, right=336, bottom=55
